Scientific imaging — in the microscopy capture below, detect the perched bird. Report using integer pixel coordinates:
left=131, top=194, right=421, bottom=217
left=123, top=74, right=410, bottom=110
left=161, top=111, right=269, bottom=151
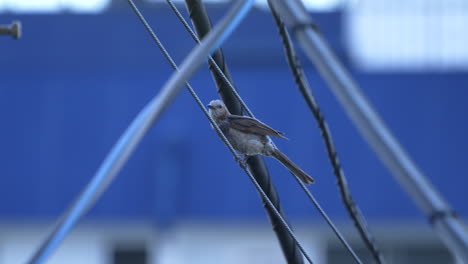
left=208, top=99, right=314, bottom=184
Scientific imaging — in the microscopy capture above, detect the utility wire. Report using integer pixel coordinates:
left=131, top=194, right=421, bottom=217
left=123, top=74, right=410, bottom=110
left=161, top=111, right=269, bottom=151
left=167, top=0, right=255, bottom=118
left=270, top=0, right=468, bottom=261
left=164, top=2, right=362, bottom=263
left=127, top=1, right=314, bottom=263
left=293, top=173, right=362, bottom=264
left=181, top=0, right=304, bottom=262
left=26, top=0, right=254, bottom=263
left=268, top=2, right=384, bottom=263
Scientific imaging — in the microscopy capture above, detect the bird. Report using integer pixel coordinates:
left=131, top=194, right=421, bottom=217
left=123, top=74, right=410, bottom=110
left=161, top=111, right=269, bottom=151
left=207, top=99, right=315, bottom=184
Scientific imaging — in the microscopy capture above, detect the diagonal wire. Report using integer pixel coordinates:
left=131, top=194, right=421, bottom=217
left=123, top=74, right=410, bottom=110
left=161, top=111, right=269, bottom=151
left=268, top=2, right=384, bottom=263
left=271, top=0, right=468, bottom=260
left=127, top=0, right=314, bottom=263
left=26, top=0, right=254, bottom=263
left=165, top=0, right=256, bottom=118
left=163, top=1, right=363, bottom=263
left=271, top=0, right=468, bottom=262
left=182, top=0, right=304, bottom=262
left=292, top=172, right=363, bottom=264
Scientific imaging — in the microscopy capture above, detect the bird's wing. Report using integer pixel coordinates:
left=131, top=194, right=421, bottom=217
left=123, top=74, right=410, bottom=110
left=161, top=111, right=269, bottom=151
left=228, top=115, right=288, bottom=139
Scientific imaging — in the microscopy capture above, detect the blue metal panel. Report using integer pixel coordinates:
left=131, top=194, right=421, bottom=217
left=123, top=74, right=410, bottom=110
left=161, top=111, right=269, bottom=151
left=0, top=9, right=466, bottom=221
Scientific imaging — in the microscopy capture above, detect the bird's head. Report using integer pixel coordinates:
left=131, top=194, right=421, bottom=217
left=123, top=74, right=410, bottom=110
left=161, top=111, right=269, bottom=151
left=207, top=99, right=229, bottom=120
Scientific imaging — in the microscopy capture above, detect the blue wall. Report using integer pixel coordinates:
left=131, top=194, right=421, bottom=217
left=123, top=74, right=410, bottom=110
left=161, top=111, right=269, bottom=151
left=1, top=7, right=467, bottom=223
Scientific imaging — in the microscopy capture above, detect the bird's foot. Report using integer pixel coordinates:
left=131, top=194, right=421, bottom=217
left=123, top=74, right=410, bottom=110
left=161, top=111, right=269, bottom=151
left=235, top=155, right=249, bottom=169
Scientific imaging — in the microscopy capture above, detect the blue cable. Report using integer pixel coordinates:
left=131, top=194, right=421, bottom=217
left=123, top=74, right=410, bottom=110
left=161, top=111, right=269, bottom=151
left=27, top=0, right=254, bottom=262
left=210, top=0, right=253, bottom=55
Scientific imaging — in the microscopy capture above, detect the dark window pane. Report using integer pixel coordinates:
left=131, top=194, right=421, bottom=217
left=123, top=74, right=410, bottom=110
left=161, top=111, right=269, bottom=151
left=113, top=246, right=147, bottom=264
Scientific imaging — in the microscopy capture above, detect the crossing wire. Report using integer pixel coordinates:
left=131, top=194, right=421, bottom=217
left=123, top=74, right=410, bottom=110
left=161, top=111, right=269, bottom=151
left=127, top=0, right=315, bottom=263
left=163, top=1, right=363, bottom=263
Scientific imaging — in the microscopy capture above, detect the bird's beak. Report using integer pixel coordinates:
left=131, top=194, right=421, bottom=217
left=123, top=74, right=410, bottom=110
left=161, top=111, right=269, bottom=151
left=207, top=104, right=215, bottom=109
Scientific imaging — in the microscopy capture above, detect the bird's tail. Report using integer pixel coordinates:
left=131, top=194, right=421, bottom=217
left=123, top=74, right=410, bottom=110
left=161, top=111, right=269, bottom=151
left=270, top=149, right=315, bottom=184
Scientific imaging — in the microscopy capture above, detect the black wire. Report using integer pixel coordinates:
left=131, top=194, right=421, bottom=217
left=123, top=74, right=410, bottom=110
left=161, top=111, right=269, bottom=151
left=165, top=1, right=363, bottom=263
left=167, top=0, right=256, bottom=119
left=268, top=2, right=386, bottom=263
left=293, top=172, right=363, bottom=264
left=181, top=0, right=305, bottom=263
left=127, top=1, right=314, bottom=263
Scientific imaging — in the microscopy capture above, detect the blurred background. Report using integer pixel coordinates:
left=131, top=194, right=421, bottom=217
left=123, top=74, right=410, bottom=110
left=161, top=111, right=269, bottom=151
left=1, top=0, right=468, bottom=263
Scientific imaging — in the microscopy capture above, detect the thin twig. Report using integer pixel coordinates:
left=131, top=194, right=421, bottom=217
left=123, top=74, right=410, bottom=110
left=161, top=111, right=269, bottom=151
left=268, top=2, right=385, bottom=263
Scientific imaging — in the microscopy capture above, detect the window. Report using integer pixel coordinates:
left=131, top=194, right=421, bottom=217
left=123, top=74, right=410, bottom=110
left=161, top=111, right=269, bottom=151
left=113, top=244, right=148, bottom=264
left=0, top=0, right=111, bottom=13
left=345, top=0, right=468, bottom=71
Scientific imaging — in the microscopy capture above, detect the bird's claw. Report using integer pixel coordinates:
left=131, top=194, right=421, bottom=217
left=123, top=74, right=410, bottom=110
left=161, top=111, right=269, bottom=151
left=235, top=155, right=249, bottom=169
